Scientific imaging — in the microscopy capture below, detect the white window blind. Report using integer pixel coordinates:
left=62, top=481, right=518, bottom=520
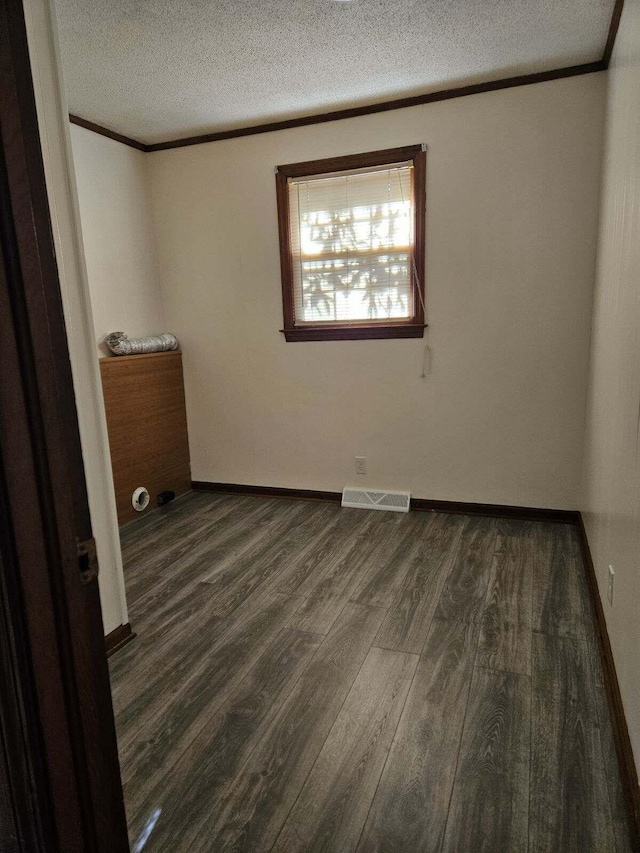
left=288, top=162, right=414, bottom=326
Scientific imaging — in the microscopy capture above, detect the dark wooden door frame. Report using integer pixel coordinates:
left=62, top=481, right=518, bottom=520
left=0, top=0, right=129, bottom=849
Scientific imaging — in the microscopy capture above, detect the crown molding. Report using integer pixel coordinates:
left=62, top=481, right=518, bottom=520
left=69, top=113, right=149, bottom=152
left=68, top=1, right=623, bottom=153
left=603, top=0, right=625, bottom=67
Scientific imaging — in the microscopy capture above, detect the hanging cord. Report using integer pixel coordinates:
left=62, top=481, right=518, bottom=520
left=396, top=164, right=431, bottom=379
left=413, top=258, right=431, bottom=378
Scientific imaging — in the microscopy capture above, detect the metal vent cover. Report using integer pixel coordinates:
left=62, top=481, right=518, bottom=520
left=341, top=488, right=411, bottom=513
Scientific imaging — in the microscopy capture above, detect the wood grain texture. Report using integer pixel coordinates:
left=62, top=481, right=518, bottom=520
left=118, top=491, right=242, bottom=585
left=374, top=513, right=464, bottom=653
left=202, top=603, right=385, bottom=853
left=111, top=500, right=291, bottom=696
left=532, top=523, right=591, bottom=639
left=351, top=511, right=427, bottom=608
left=357, top=618, right=479, bottom=852
left=434, top=515, right=499, bottom=623
left=595, top=684, right=635, bottom=853
left=126, top=497, right=286, bottom=616
left=116, top=589, right=302, bottom=790
left=442, top=667, right=531, bottom=853
left=109, top=587, right=223, bottom=710
left=111, top=595, right=218, bottom=741
left=109, top=494, right=634, bottom=853
left=477, top=533, right=534, bottom=675
left=126, top=627, right=323, bottom=849
left=272, top=646, right=417, bottom=853
left=576, top=514, right=640, bottom=848
left=287, top=511, right=400, bottom=634
left=530, top=632, right=615, bottom=853
left=273, top=506, right=375, bottom=599
left=100, top=351, right=191, bottom=524
left=200, top=501, right=336, bottom=615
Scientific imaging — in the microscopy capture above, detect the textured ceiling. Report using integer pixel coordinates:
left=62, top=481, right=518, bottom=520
left=55, top=0, right=614, bottom=145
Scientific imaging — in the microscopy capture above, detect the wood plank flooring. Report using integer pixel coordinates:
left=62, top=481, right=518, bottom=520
left=111, top=492, right=632, bottom=853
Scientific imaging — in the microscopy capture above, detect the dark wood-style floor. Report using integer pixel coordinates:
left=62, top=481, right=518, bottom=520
left=110, top=492, right=632, bottom=853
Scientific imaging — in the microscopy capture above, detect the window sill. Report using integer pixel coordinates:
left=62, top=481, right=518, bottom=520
left=281, top=324, right=426, bottom=342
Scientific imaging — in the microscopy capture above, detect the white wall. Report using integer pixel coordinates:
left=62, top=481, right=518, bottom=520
left=70, top=124, right=164, bottom=355
left=582, top=0, right=640, bottom=769
left=147, top=74, right=605, bottom=509
left=23, top=0, right=128, bottom=634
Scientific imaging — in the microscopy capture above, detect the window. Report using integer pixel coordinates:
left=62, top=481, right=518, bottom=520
left=276, top=145, right=426, bottom=341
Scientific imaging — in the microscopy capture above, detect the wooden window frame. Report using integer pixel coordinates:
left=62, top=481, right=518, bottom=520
left=276, top=145, right=426, bottom=342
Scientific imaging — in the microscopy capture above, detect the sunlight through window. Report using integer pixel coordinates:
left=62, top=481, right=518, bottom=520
left=289, top=165, right=414, bottom=324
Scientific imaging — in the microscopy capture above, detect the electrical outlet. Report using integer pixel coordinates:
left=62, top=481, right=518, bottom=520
left=607, top=565, right=615, bottom=607
left=355, top=456, right=367, bottom=475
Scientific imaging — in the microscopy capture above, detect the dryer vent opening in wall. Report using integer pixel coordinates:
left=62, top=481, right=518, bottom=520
left=341, top=488, right=411, bottom=513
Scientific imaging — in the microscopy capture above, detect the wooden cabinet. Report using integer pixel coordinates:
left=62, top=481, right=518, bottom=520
left=99, top=351, right=191, bottom=524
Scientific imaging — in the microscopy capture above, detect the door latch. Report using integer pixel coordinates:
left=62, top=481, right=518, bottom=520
left=77, top=537, right=99, bottom=584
